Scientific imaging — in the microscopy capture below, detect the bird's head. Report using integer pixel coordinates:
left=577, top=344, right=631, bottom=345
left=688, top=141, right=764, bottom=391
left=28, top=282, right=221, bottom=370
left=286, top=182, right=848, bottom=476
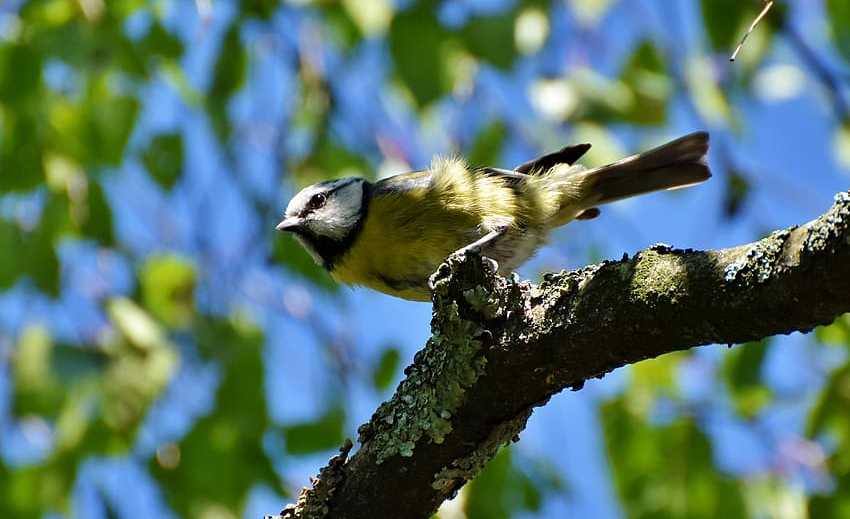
left=276, top=177, right=368, bottom=268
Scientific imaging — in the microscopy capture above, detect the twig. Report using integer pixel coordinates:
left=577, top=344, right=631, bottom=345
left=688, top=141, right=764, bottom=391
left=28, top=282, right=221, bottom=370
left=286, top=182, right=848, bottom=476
left=784, top=24, right=850, bottom=122
left=730, top=1, right=774, bottom=61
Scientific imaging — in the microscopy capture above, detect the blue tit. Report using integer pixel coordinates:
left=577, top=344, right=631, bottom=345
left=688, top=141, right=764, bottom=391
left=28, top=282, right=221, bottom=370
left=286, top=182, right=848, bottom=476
left=276, top=131, right=710, bottom=301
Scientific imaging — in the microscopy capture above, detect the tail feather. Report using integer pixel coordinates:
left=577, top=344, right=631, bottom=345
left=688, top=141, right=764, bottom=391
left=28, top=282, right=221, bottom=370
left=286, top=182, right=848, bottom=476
left=577, top=131, right=710, bottom=206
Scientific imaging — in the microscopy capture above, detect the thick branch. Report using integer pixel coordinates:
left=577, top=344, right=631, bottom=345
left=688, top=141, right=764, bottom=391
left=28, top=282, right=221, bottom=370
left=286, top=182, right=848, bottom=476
left=274, top=191, right=850, bottom=519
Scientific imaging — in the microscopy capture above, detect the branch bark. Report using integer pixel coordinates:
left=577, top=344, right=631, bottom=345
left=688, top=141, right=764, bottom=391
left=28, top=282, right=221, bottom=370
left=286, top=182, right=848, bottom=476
left=273, top=190, right=850, bottom=519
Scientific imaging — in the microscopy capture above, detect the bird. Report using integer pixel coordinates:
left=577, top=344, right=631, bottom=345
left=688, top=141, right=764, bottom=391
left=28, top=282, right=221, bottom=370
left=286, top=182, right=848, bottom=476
left=276, top=131, right=710, bottom=301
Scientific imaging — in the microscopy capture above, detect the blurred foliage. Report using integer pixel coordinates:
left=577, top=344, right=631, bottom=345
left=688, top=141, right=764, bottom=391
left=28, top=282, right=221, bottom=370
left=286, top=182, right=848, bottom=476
left=722, top=339, right=772, bottom=418
left=603, top=395, right=748, bottom=519
left=0, top=1, right=849, bottom=518
left=462, top=448, right=564, bottom=519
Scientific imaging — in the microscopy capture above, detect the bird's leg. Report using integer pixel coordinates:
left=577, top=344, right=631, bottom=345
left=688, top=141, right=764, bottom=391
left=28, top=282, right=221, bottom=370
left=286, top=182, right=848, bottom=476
left=455, top=229, right=504, bottom=256
left=428, top=229, right=506, bottom=291
left=452, top=228, right=506, bottom=273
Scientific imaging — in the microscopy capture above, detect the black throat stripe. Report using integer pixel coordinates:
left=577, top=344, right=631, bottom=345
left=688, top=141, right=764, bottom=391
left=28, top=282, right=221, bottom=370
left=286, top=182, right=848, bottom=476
left=297, top=180, right=373, bottom=271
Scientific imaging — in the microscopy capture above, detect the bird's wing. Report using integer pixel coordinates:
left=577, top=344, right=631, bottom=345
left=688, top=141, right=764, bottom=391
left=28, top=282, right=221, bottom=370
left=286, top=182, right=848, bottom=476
left=379, top=141, right=593, bottom=190
left=472, top=142, right=593, bottom=183
left=473, top=167, right=529, bottom=184
left=373, top=170, right=432, bottom=195
left=514, top=143, right=591, bottom=174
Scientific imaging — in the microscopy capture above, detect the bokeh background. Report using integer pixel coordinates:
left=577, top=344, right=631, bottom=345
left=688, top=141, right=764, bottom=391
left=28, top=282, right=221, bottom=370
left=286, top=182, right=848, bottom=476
left=1, top=0, right=850, bottom=518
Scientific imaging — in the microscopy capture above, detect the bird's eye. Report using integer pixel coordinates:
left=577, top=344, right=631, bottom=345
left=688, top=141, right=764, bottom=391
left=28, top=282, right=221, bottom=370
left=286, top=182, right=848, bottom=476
left=308, top=192, right=327, bottom=210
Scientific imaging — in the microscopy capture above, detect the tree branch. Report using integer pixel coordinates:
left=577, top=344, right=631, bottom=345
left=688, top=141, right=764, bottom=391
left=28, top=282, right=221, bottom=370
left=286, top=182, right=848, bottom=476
left=272, top=190, right=850, bottom=519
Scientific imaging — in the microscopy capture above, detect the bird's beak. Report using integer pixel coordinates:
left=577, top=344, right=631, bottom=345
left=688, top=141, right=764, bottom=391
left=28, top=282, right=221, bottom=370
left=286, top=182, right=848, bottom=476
left=275, top=217, right=303, bottom=233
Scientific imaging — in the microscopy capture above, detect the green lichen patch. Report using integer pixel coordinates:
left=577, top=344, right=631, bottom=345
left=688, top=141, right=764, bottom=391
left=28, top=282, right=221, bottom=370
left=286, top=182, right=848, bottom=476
left=361, top=255, right=500, bottom=464
left=463, top=285, right=503, bottom=319
left=723, top=228, right=792, bottom=286
left=803, top=191, right=850, bottom=254
left=278, top=439, right=353, bottom=519
left=431, top=408, right=533, bottom=494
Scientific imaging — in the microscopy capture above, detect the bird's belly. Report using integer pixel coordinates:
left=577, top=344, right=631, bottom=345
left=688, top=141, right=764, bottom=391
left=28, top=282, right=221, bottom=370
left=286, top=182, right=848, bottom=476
left=331, top=237, right=465, bottom=301
left=331, top=227, right=547, bottom=301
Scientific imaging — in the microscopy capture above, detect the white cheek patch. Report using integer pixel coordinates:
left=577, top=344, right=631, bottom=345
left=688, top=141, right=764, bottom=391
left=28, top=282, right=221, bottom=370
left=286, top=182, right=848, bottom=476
left=305, top=181, right=363, bottom=240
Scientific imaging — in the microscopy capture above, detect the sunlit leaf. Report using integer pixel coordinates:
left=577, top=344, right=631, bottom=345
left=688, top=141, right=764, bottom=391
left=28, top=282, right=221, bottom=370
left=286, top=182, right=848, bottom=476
left=342, top=0, right=392, bottom=36
left=815, top=315, right=850, bottom=347
left=834, top=122, right=850, bottom=171
left=12, top=325, right=63, bottom=417
left=140, top=254, right=197, bottom=328
left=570, top=0, right=614, bottom=27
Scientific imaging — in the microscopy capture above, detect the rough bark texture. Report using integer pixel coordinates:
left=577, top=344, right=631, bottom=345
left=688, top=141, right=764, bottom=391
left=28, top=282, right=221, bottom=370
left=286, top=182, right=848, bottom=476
left=272, top=191, right=850, bottom=519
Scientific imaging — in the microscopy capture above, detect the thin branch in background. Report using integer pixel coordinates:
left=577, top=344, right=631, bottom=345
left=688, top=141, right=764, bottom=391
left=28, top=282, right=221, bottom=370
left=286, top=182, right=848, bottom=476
left=784, top=24, right=850, bottom=122
left=730, top=1, right=774, bottom=61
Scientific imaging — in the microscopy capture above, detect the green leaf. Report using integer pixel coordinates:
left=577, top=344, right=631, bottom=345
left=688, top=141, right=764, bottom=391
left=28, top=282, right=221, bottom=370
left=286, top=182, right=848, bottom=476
left=81, top=179, right=115, bottom=245
left=372, top=347, right=401, bottom=391
left=207, top=23, right=246, bottom=141
left=139, top=254, right=197, bottom=328
left=240, top=0, right=280, bottom=20
left=467, top=120, right=507, bottom=167
left=466, top=449, right=513, bottom=519
left=815, top=315, right=850, bottom=347
left=389, top=1, right=452, bottom=106
left=603, top=397, right=748, bottom=519
left=141, top=133, right=184, bottom=189
left=88, top=93, right=140, bottom=167
left=807, top=363, right=850, bottom=439
left=827, top=0, right=850, bottom=61
left=0, top=193, right=69, bottom=296
left=722, top=340, right=772, bottom=417
left=723, top=169, right=751, bottom=220
left=0, top=43, right=42, bottom=103
left=51, top=77, right=140, bottom=167
left=809, top=469, right=850, bottom=518
left=284, top=407, right=346, bottom=455
left=0, top=111, right=46, bottom=192
left=12, top=325, right=64, bottom=417
left=460, top=12, right=518, bottom=70
left=619, top=40, right=669, bottom=126
left=210, top=24, right=247, bottom=100
left=700, top=0, right=751, bottom=51
left=464, top=448, right=558, bottom=519
left=138, top=22, right=183, bottom=61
